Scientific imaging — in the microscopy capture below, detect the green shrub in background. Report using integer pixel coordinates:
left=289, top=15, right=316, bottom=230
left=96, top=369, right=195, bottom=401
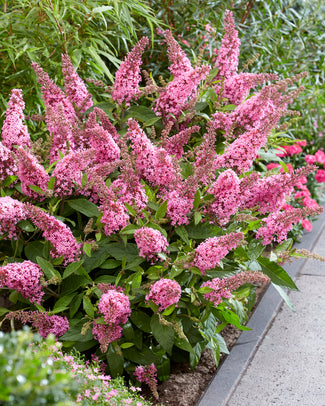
left=148, top=0, right=325, bottom=149
left=0, top=0, right=160, bottom=122
left=0, top=328, right=152, bottom=406
left=0, top=328, right=77, bottom=405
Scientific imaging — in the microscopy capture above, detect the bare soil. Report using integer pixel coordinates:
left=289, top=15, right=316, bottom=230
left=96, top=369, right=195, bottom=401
left=146, top=282, right=270, bottom=406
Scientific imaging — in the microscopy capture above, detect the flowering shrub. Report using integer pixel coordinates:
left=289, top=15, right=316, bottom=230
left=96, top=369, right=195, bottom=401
left=0, top=10, right=323, bottom=394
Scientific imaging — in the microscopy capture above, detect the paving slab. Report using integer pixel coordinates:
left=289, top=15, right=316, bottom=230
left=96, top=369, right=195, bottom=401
left=197, top=207, right=325, bottom=406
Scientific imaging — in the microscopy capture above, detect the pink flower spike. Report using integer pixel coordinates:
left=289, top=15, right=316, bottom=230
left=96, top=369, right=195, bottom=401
left=0, top=261, right=44, bottom=304
left=111, top=37, right=149, bottom=106
left=164, top=30, right=193, bottom=77
left=0, top=196, right=27, bottom=239
left=145, top=279, right=181, bottom=311
left=1, top=89, right=31, bottom=151
left=215, top=10, right=240, bottom=79
left=6, top=310, right=69, bottom=338
left=134, top=364, right=158, bottom=399
left=61, top=54, right=93, bottom=114
left=15, top=148, right=50, bottom=200
left=97, top=290, right=131, bottom=325
left=134, top=227, right=169, bottom=262
left=194, top=232, right=244, bottom=273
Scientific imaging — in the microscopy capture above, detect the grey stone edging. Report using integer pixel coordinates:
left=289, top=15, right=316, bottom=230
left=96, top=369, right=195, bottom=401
left=197, top=207, right=325, bottom=406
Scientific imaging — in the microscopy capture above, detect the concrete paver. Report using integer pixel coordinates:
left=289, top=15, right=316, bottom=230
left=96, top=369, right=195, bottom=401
left=228, top=272, right=325, bottom=406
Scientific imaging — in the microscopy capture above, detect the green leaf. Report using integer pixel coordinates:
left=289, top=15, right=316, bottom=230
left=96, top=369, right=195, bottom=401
left=120, top=224, right=138, bottom=235
left=210, top=336, right=220, bottom=366
left=93, top=5, right=113, bottom=13
left=175, top=226, right=190, bottom=246
left=193, top=190, right=201, bottom=209
left=53, top=293, right=77, bottom=314
left=174, top=336, right=194, bottom=354
left=258, top=257, right=298, bottom=291
left=272, top=283, right=295, bottom=311
left=70, top=293, right=83, bottom=318
left=100, top=259, right=121, bottom=269
left=47, top=177, right=56, bottom=190
left=106, top=242, right=139, bottom=262
left=83, top=244, right=111, bottom=272
left=194, top=211, right=202, bottom=225
left=186, top=222, right=222, bottom=239
left=67, top=199, right=99, bottom=218
left=123, top=345, right=160, bottom=365
left=25, top=241, right=46, bottom=263
left=36, top=257, right=61, bottom=281
left=28, top=184, right=45, bottom=195
left=130, top=310, right=152, bottom=333
left=0, top=307, right=10, bottom=316
left=150, top=315, right=174, bottom=355
left=120, top=342, right=135, bottom=349
left=62, top=260, right=85, bottom=279
left=155, top=200, right=168, bottom=220
left=83, top=296, right=94, bottom=318
left=94, top=275, right=116, bottom=284
left=106, top=345, right=124, bottom=377
left=125, top=105, right=158, bottom=123
left=222, top=104, right=237, bottom=111
left=17, top=220, right=35, bottom=232
left=2, top=175, right=18, bottom=187
left=247, top=240, right=265, bottom=260
left=83, top=243, right=92, bottom=257
left=275, top=238, right=293, bottom=252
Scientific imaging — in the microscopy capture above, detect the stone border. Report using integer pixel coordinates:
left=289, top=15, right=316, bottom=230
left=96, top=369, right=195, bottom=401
left=197, top=208, right=325, bottom=406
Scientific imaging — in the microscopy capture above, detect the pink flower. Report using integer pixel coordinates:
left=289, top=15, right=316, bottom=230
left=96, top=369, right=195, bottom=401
left=301, top=219, right=312, bottom=232
left=216, top=72, right=278, bottom=105
left=201, top=271, right=269, bottom=306
left=52, top=149, right=95, bottom=197
left=100, top=199, right=130, bottom=236
left=305, top=154, right=316, bottom=164
left=134, top=364, right=158, bottom=399
left=215, top=10, right=240, bottom=79
left=1, top=89, right=31, bottom=151
left=266, top=163, right=281, bottom=171
left=215, top=129, right=267, bottom=174
left=194, top=232, right=244, bottom=273
left=256, top=207, right=323, bottom=245
left=154, top=65, right=210, bottom=119
left=7, top=311, right=69, bottom=338
left=164, top=30, right=193, bottom=77
left=0, top=142, right=18, bottom=183
left=145, top=279, right=181, bottom=311
left=302, top=197, right=319, bottom=209
left=0, top=196, right=27, bottom=238
left=92, top=323, right=123, bottom=352
left=86, top=116, right=120, bottom=163
left=26, top=204, right=81, bottom=264
left=296, top=139, right=307, bottom=146
left=315, top=150, right=325, bottom=165
left=15, top=148, right=50, bottom=200
left=0, top=261, right=44, bottom=304
left=164, top=126, right=200, bottom=158
left=61, top=54, right=93, bottom=114
left=98, top=290, right=131, bottom=325
left=111, top=37, right=149, bottom=106
left=315, top=169, right=325, bottom=183
left=134, top=227, right=168, bottom=262
left=208, top=169, right=240, bottom=225
left=295, top=190, right=310, bottom=199
left=166, top=189, right=194, bottom=226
